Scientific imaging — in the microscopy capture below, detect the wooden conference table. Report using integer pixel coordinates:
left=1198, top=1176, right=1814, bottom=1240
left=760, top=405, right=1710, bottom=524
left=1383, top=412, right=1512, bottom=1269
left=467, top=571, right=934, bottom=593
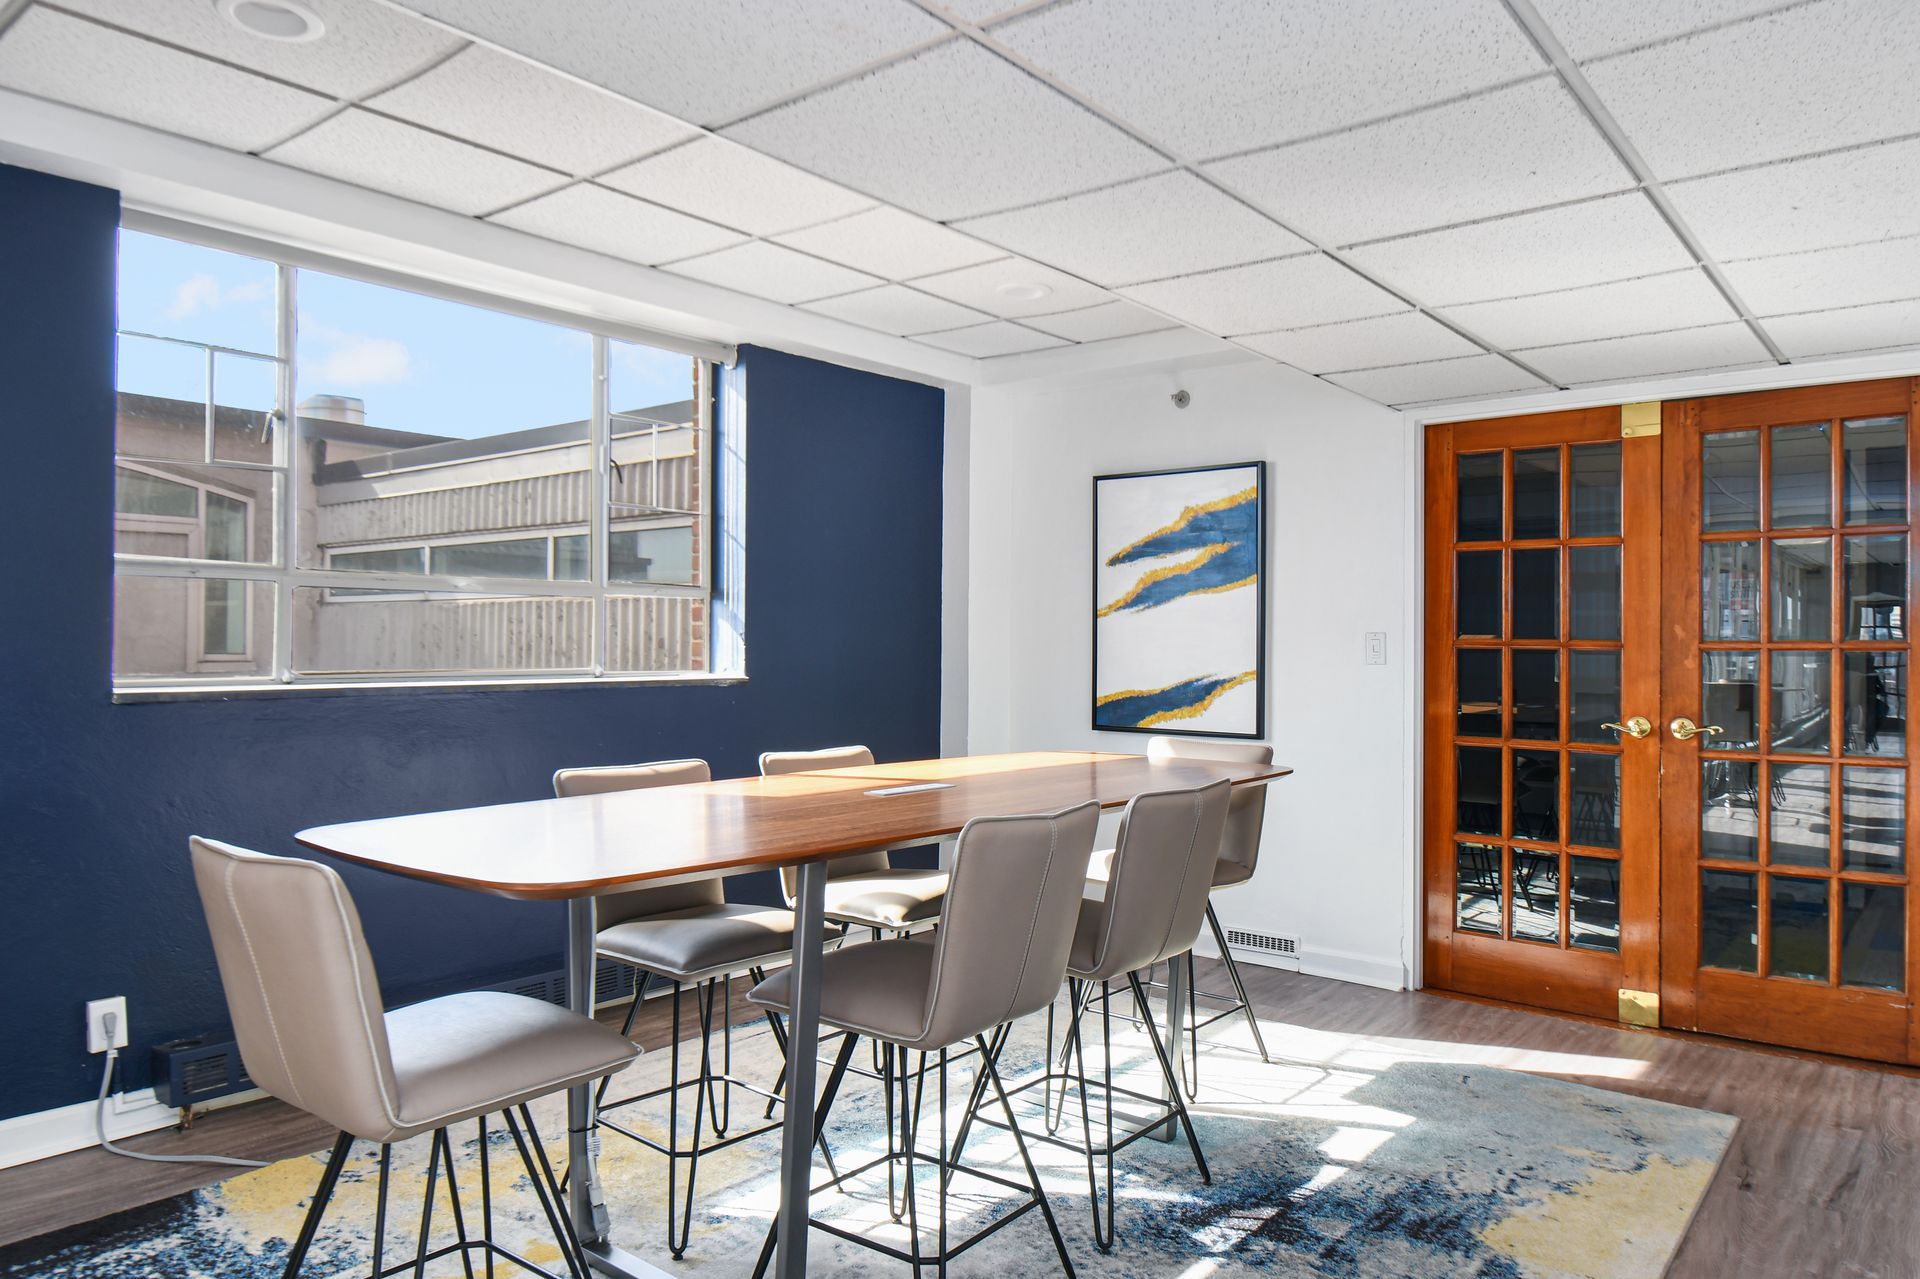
left=298, top=749, right=1292, bottom=1278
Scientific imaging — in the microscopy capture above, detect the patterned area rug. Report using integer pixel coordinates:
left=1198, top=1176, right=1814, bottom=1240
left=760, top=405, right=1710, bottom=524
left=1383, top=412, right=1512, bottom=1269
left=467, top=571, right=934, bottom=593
left=0, top=991, right=1735, bottom=1278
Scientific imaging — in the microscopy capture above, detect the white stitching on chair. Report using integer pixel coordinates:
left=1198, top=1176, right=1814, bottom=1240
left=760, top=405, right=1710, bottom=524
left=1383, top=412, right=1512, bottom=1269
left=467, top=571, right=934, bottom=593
left=222, top=859, right=305, bottom=1111
left=1152, top=791, right=1208, bottom=963
left=319, top=870, right=403, bottom=1130
left=992, top=817, right=1058, bottom=1030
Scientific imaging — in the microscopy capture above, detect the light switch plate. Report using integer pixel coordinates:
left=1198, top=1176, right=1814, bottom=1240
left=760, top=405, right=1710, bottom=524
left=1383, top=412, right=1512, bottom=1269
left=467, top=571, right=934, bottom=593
left=1365, top=632, right=1387, bottom=665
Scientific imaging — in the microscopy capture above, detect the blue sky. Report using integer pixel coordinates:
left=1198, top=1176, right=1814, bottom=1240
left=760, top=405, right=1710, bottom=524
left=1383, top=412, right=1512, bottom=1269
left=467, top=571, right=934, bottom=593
left=116, top=230, right=695, bottom=440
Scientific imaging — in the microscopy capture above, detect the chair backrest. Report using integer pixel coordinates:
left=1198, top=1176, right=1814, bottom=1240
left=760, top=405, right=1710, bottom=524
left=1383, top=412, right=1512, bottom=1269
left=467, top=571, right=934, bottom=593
left=1075, top=781, right=1232, bottom=980
left=1147, top=736, right=1274, bottom=880
left=189, top=837, right=403, bottom=1141
left=915, top=801, right=1099, bottom=1049
left=553, top=759, right=720, bottom=926
left=759, top=745, right=892, bottom=902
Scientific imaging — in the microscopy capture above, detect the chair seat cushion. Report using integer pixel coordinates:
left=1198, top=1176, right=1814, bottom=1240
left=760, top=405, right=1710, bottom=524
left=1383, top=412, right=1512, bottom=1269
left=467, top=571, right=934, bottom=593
left=748, top=937, right=937, bottom=1048
left=383, top=991, right=638, bottom=1141
left=597, top=903, right=796, bottom=981
left=1088, top=846, right=1249, bottom=889
left=822, top=868, right=948, bottom=930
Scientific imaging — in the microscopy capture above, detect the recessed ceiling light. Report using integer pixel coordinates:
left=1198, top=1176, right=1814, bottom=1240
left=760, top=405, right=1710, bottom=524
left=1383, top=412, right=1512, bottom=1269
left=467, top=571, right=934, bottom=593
left=216, top=0, right=325, bottom=42
left=996, top=282, right=1053, bottom=302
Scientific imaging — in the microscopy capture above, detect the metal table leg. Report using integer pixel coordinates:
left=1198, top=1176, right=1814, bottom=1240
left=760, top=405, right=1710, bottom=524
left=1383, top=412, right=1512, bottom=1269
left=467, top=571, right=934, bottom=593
left=1155, top=952, right=1188, bottom=1142
left=566, top=896, right=675, bottom=1278
left=775, top=863, right=827, bottom=1279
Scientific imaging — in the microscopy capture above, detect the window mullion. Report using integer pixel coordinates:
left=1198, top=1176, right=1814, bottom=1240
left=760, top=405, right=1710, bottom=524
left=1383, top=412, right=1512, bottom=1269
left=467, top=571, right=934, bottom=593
left=591, top=334, right=611, bottom=676
left=274, top=262, right=297, bottom=684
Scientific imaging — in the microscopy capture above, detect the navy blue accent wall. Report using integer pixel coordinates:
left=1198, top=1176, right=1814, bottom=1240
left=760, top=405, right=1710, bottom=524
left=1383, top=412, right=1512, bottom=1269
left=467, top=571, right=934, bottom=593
left=0, top=163, right=945, bottom=1120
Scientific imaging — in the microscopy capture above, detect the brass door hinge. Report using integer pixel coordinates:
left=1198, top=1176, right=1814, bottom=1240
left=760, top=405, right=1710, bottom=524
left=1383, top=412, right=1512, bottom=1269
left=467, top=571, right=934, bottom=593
left=1621, top=401, right=1662, bottom=438
left=1618, top=987, right=1661, bottom=1028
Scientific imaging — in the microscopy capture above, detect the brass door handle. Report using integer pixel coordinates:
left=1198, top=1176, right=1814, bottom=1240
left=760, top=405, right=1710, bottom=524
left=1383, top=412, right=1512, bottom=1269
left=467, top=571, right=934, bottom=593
left=1669, top=717, right=1724, bottom=742
left=1602, top=716, right=1653, bottom=740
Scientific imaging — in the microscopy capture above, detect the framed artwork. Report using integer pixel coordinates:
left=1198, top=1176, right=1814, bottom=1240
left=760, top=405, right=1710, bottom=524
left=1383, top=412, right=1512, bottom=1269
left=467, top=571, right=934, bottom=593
left=1092, top=461, right=1265, bottom=738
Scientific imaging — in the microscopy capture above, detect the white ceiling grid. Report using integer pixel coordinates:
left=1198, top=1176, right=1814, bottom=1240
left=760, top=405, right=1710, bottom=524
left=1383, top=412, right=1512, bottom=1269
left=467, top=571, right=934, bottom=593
left=1, top=0, right=1917, bottom=407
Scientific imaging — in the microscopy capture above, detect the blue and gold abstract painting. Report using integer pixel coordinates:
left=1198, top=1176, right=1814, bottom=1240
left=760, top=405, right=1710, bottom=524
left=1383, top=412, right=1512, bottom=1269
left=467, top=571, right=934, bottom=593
left=1095, top=462, right=1264, bottom=736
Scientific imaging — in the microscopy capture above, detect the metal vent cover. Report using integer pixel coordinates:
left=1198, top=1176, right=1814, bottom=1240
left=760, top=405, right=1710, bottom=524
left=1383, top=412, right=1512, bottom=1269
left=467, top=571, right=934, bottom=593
left=1226, top=928, right=1299, bottom=956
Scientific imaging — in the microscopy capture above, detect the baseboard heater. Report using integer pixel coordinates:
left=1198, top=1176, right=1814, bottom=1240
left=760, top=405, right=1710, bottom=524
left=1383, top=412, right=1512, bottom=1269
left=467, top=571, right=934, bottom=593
left=1224, top=928, right=1302, bottom=969
left=152, top=1036, right=253, bottom=1110
left=489, top=958, right=640, bottom=1008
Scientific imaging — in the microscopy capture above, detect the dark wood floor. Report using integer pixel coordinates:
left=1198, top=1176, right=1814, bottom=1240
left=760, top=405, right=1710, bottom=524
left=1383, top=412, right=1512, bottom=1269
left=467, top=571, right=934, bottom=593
left=6, top=963, right=1919, bottom=1276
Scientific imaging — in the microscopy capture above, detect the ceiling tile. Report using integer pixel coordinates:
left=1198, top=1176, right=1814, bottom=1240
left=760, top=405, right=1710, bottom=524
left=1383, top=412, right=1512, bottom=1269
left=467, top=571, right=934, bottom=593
left=1532, top=0, right=1802, bottom=59
left=662, top=241, right=882, bottom=305
left=365, top=45, right=695, bottom=176
left=801, top=285, right=991, bottom=335
left=1516, top=322, right=1772, bottom=385
left=265, top=108, right=562, bottom=216
left=1666, top=137, right=1920, bottom=262
left=1206, top=78, right=1632, bottom=246
left=1762, top=299, right=1920, bottom=360
left=929, top=0, right=1025, bottom=21
left=0, top=7, right=333, bottom=152
left=1121, top=255, right=1404, bottom=334
left=1438, top=269, right=1737, bottom=349
left=1238, top=312, right=1481, bottom=373
left=955, top=171, right=1308, bottom=287
left=771, top=207, right=1002, bottom=280
left=602, top=137, right=873, bottom=237
left=488, top=184, right=745, bottom=265
left=57, top=0, right=460, bottom=99
left=910, top=257, right=1110, bottom=317
left=387, top=0, right=951, bottom=127
left=723, top=39, right=1165, bottom=221
left=1582, top=0, right=1920, bottom=180
left=1724, top=236, right=1920, bottom=315
left=914, top=321, right=1069, bottom=357
left=1344, top=193, right=1694, bottom=306
left=1024, top=301, right=1178, bottom=342
left=1327, top=354, right=1549, bottom=406
left=991, top=0, right=1543, bottom=159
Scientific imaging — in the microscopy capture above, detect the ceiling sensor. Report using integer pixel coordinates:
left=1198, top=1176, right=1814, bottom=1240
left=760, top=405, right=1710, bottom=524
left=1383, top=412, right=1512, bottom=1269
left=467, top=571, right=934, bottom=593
left=995, top=282, right=1053, bottom=302
left=216, top=0, right=326, bottom=42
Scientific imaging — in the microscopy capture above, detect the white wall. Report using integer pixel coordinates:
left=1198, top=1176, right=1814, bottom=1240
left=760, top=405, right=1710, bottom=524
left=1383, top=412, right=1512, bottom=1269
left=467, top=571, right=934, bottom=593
left=963, top=356, right=1416, bottom=989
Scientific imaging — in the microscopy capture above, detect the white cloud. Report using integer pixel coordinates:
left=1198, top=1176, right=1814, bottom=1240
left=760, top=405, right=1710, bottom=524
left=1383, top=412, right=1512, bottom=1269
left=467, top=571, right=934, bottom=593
left=166, top=273, right=270, bottom=320
left=304, top=331, right=412, bottom=386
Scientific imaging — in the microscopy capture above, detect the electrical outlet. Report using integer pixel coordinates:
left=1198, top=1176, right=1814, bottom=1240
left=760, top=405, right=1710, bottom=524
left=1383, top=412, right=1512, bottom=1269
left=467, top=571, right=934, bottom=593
left=86, top=996, right=128, bottom=1054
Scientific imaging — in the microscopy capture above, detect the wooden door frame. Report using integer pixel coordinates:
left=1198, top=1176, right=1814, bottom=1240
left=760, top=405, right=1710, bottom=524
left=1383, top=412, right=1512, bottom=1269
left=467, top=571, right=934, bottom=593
left=1421, top=408, right=1662, bottom=1019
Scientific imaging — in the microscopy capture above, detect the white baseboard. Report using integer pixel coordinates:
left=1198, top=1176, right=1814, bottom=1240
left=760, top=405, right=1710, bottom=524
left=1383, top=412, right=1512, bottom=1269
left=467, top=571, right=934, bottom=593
left=1190, top=931, right=1405, bottom=991
left=1299, top=944, right=1407, bottom=991
left=0, top=1081, right=265, bottom=1172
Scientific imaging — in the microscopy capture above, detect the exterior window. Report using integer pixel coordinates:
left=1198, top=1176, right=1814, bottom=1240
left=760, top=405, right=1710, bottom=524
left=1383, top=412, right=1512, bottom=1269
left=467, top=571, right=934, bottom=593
left=430, top=538, right=551, bottom=580
left=112, top=228, right=716, bottom=689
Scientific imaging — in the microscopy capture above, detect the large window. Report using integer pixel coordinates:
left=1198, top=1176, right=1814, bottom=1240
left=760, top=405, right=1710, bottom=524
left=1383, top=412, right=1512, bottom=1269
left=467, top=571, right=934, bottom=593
left=112, top=229, right=716, bottom=690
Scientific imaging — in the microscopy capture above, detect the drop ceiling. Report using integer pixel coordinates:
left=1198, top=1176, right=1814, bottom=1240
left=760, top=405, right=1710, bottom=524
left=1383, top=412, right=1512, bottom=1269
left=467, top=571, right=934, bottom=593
left=2, top=0, right=1917, bottom=408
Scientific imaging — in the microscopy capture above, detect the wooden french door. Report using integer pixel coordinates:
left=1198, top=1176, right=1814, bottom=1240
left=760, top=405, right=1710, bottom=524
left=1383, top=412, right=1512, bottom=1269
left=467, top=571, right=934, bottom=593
left=1425, top=378, right=1920, bottom=1064
left=1659, top=380, right=1920, bottom=1060
left=1423, top=408, right=1663, bottom=1021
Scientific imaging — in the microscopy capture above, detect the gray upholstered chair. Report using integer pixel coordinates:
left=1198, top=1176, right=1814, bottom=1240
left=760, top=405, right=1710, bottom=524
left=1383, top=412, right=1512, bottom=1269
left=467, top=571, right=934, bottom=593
left=553, top=758, right=806, bottom=1259
left=758, top=746, right=949, bottom=934
left=1088, top=737, right=1278, bottom=1087
left=979, top=780, right=1232, bottom=1250
left=190, top=837, right=637, bottom=1279
left=746, top=800, right=1100, bottom=1278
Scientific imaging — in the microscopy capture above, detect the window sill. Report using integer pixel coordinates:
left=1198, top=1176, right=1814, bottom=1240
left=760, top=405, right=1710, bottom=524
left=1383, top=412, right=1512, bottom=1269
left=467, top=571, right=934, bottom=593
left=111, top=671, right=746, bottom=704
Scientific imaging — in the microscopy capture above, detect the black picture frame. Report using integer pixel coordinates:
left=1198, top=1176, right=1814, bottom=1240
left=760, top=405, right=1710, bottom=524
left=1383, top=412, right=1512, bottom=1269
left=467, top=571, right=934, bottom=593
left=1091, top=460, right=1267, bottom=740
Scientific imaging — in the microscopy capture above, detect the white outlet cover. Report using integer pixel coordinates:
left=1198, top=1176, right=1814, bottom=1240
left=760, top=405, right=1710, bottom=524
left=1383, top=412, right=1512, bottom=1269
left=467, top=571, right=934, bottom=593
left=86, top=996, right=128, bottom=1053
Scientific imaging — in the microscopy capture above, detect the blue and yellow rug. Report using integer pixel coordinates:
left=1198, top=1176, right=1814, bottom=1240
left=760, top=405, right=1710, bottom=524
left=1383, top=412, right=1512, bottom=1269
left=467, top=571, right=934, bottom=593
left=0, top=995, right=1734, bottom=1277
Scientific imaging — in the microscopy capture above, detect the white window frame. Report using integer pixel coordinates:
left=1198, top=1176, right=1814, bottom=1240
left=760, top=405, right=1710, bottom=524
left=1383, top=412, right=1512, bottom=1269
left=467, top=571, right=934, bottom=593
left=112, top=228, right=726, bottom=698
